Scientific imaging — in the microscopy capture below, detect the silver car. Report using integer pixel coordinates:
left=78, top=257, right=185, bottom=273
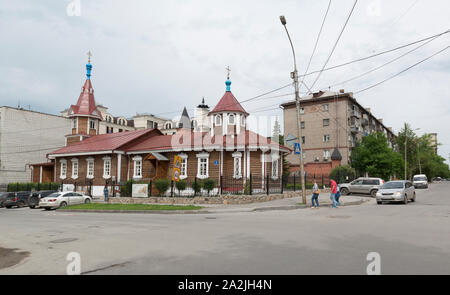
left=339, top=177, right=385, bottom=197
left=39, top=191, right=92, bottom=210
left=376, top=180, right=416, bottom=205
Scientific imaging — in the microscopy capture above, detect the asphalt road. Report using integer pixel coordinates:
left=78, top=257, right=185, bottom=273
left=0, top=182, right=449, bottom=275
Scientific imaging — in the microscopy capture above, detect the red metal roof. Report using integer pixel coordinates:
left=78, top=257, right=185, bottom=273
left=69, top=79, right=102, bottom=119
left=49, top=129, right=159, bottom=155
left=209, top=91, right=248, bottom=115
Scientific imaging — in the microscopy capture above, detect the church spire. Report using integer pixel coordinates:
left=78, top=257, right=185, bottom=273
left=225, top=66, right=231, bottom=92
left=86, top=51, right=93, bottom=80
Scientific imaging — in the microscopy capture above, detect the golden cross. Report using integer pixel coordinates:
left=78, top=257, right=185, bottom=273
left=226, top=66, right=231, bottom=79
left=87, top=51, right=93, bottom=63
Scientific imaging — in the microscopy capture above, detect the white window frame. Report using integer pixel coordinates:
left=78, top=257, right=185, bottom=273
left=72, top=118, right=77, bottom=129
left=300, top=107, right=305, bottom=114
left=165, top=122, right=172, bottom=129
left=241, top=116, right=246, bottom=126
left=228, top=114, right=235, bottom=125
left=71, top=158, right=78, bottom=179
left=89, top=119, right=96, bottom=130
left=60, top=159, right=67, bottom=179
left=323, top=134, right=330, bottom=142
left=179, top=153, right=188, bottom=179
left=196, top=152, right=209, bottom=179
left=323, top=104, right=329, bottom=111
left=86, top=157, right=95, bottom=179
left=133, top=156, right=143, bottom=179
left=232, top=152, right=242, bottom=179
left=323, top=150, right=330, bottom=159
left=103, top=156, right=111, bottom=179
left=215, top=115, right=222, bottom=126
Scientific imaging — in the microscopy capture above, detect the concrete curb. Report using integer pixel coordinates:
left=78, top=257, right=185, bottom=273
left=58, top=198, right=370, bottom=215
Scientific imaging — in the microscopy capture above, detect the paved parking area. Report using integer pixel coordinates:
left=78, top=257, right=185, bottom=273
left=0, top=182, right=449, bottom=274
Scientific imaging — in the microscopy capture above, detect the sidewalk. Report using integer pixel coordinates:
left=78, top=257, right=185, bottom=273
left=87, top=193, right=372, bottom=214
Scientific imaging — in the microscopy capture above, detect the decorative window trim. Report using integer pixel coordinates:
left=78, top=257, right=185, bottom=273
left=271, top=158, right=279, bottom=180
left=232, top=152, right=242, bottom=179
left=86, top=157, right=95, bottom=179
left=133, top=156, right=143, bottom=179
left=60, top=159, right=67, bottom=179
left=323, top=134, right=330, bottom=142
left=179, top=153, right=188, bottom=179
left=71, top=158, right=79, bottom=179
left=196, top=152, right=209, bottom=179
left=241, top=116, right=246, bottom=127
left=103, top=156, right=111, bottom=179
left=228, top=114, right=235, bottom=125
left=215, top=115, right=222, bottom=126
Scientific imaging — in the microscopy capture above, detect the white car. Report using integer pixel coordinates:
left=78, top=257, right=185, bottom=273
left=39, top=191, right=92, bottom=210
left=413, top=174, right=428, bottom=189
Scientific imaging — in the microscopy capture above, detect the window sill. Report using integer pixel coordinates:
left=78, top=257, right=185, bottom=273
left=103, top=175, right=111, bottom=179
left=72, top=176, right=78, bottom=180
left=60, top=176, right=67, bottom=180
left=180, top=175, right=188, bottom=180
left=86, top=176, right=94, bottom=179
left=233, top=175, right=242, bottom=179
left=197, top=175, right=209, bottom=179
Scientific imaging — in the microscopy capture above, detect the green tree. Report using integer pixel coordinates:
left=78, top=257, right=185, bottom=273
left=351, top=132, right=402, bottom=180
left=330, top=165, right=356, bottom=184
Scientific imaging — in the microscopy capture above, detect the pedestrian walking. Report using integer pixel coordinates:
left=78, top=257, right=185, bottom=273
left=335, top=183, right=341, bottom=206
left=330, top=179, right=338, bottom=208
left=311, top=181, right=320, bottom=208
left=103, top=185, right=109, bottom=202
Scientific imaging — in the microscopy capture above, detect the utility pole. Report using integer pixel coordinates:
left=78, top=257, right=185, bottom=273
left=404, top=136, right=407, bottom=180
left=280, top=15, right=306, bottom=204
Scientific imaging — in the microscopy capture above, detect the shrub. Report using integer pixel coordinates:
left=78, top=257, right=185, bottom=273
left=330, top=165, right=356, bottom=184
left=154, top=179, right=170, bottom=196
left=202, top=178, right=216, bottom=196
left=119, top=180, right=135, bottom=197
left=243, top=179, right=251, bottom=195
left=175, top=180, right=186, bottom=196
left=191, top=178, right=202, bottom=194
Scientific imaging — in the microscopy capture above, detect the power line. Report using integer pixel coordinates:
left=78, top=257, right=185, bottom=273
left=355, top=45, right=449, bottom=94
left=300, top=0, right=332, bottom=91
left=300, top=29, right=450, bottom=79
left=308, top=0, right=358, bottom=90
left=316, top=32, right=443, bottom=91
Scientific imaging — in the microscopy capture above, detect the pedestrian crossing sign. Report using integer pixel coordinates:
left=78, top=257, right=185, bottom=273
left=294, top=142, right=301, bottom=154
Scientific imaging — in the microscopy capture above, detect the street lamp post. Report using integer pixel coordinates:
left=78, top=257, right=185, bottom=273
left=280, top=15, right=306, bottom=204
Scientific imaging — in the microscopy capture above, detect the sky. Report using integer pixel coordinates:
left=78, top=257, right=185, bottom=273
left=1, top=0, right=449, bottom=163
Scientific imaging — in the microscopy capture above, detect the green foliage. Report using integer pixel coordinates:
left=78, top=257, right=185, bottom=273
left=154, top=179, right=170, bottom=196
left=285, top=182, right=314, bottom=190
left=202, top=178, right=216, bottom=195
left=119, top=179, right=135, bottom=197
left=7, top=182, right=59, bottom=192
left=243, top=179, right=251, bottom=195
left=175, top=180, right=187, bottom=196
left=351, top=132, right=402, bottom=180
left=191, top=179, right=202, bottom=194
left=330, top=165, right=356, bottom=184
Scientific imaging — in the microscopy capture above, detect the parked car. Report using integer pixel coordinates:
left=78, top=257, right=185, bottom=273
left=28, top=190, right=58, bottom=209
left=376, top=180, right=416, bottom=205
left=339, top=177, right=385, bottom=197
left=39, top=191, right=92, bottom=210
left=0, top=192, right=15, bottom=208
left=3, top=191, right=32, bottom=208
left=413, top=174, right=428, bottom=189
left=432, top=177, right=442, bottom=182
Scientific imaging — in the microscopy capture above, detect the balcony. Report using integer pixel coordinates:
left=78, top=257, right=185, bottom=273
left=361, top=114, right=369, bottom=126
left=350, top=110, right=360, bottom=118
left=350, top=125, right=359, bottom=133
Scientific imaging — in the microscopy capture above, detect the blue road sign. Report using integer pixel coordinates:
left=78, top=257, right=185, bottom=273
left=214, top=160, right=219, bottom=166
left=294, top=143, right=301, bottom=154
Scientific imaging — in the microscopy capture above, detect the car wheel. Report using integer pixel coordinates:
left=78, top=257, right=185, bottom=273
left=5, top=206, right=12, bottom=209
left=59, top=202, right=67, bottom=208
left=84, top=199, right=91, bottom=204
left=29, top=205, right=35, bottom=209
left=44, top=208, right=52, bottom=211
left=376, top=200, right=382, bottom=205
left=340, top=188, right=349, bottom=195
left=403, top=194, right=408, bottom=205
left=370, top=190, right=377, bottom=198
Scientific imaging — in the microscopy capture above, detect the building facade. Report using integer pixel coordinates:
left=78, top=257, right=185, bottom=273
left=281, top=90, right=396, bottom=177
left=0, top=106, right=71, bottom=186
left=47, top=76, right=290, bottom=196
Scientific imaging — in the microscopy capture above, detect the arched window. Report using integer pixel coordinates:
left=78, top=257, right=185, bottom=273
left=165, top=122, right=172, bottom=129
left=228, top=114, right=235, bottom=125
left=215, top=115, right=222, bottom=126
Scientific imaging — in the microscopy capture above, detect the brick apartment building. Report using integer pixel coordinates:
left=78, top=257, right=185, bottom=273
left=281, top=90, right=396, bottom=178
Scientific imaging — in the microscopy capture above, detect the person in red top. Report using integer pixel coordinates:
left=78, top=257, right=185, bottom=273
left=330, top=179, right=338, bottom=208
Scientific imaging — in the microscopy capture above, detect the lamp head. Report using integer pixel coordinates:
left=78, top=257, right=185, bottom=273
left=280, top=15, right=287, bottom=25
